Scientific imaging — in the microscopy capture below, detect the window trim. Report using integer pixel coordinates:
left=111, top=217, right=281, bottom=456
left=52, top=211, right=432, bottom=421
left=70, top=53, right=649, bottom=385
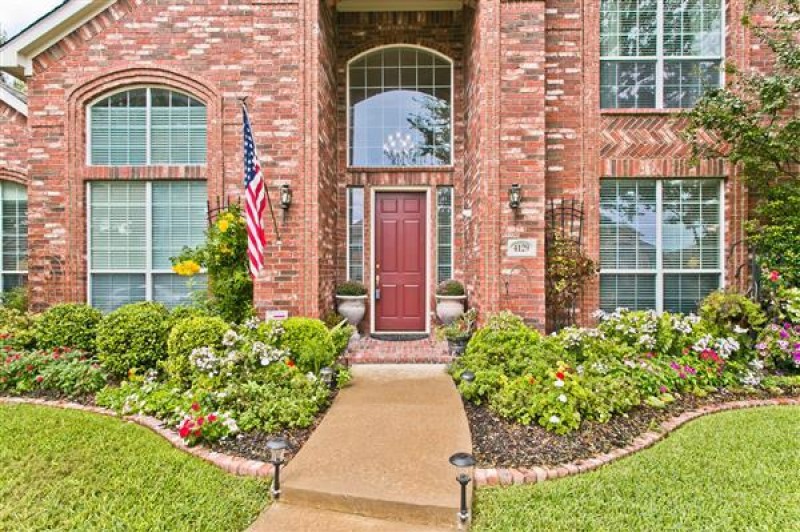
left=85, top=85, right=207, bottom=167
left=86, top=180, right=207, bottom=309
left=346, top=44, right=455, bottom=169
left=0, top=181, right=27, bottom=293
left=599, top=178, right=726, bottom=312
left=599, top=0, right=727, bottom=109
left=346, top=186, right=365, bottom=282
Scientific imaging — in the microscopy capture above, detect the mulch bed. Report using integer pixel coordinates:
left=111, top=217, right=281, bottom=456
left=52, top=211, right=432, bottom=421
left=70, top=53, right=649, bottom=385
left=467, top=387, right=800, bottom=468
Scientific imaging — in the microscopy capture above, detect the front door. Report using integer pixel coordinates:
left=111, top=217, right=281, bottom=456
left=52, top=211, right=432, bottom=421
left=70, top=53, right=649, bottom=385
left=375, top=192, right=427, bottom=332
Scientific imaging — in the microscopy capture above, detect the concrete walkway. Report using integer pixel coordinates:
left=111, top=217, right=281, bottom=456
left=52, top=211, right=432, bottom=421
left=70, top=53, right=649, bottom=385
left=250, top=364, right=473, bottom=531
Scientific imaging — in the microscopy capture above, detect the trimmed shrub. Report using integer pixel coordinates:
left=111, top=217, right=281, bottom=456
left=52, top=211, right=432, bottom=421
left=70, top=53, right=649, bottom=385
left=96, top=302, right=170, bottom=377
left=167, top=305, right=217, bottom=330
left=0, top=307, right=37, bottom=349
left=279, top=317, right=336, bottom=374
left=700, top=290, right=766, bottom=338
left=165, top=316, right=230, bottom=381
left=34, top=303, right=102, bottom=353
left=335, top=282, right=367, bottom=296
left=436, top=280, right=465, bottom=296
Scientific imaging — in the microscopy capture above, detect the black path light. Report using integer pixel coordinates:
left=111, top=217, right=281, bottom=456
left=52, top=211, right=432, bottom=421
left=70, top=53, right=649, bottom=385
left=267, top=437, right=290, bottom=499
left=461, top=370, right=476, bottom=384
left=320, top=366, right=336, bottom=390
left=449, top=452, right=476, bottom=525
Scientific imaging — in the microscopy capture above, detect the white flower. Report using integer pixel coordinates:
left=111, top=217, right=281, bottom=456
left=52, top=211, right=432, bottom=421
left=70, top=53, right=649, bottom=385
left=558, top=394, right=568, bottom=403
left=243, top=317, right=260, bottom=330
left=740, top=371, right=762, bottom=387
left=554, top=380, right=565, bottom=388
left=222, top=329, right=240, bottom=347
left=733, top=325, right=749, bottom=335
left=306, top=372, right=317, bottom=382
left=549, top=415, right=561, bottom=425
left=749, top=358, right=765, bottom=371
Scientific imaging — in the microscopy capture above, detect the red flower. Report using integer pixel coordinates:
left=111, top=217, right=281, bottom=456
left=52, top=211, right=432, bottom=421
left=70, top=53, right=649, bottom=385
left=193, top=429, right=202, bottom=437
left=191, top=402, right=200, bottom=412
left=179, top=425, right=191, bottom=438
left=208, top=414, right=217, bottom=423
left=25, top=365, right=33, bottom=372
left=35, top=376, right=43, bottom=383
left=286, top=359, right=296, bottom=368
left=770, top=270, right=780, bottom=282
left=197, top=416, right=205, bottom=426
left=555, top=371, right=565, bottom=380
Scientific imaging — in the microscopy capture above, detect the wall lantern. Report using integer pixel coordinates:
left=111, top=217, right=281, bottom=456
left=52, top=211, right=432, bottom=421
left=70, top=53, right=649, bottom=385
left=449, top=452, right=476, bottom=524
left=509, top=184, right=522, bottom=210
left=267, top=437, right=290, bottom=499
left=279, top=184, right=292, bottom=210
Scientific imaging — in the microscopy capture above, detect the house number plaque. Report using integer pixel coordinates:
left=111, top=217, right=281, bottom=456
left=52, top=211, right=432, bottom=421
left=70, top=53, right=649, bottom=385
left=507, top=238, right=537, bottom=258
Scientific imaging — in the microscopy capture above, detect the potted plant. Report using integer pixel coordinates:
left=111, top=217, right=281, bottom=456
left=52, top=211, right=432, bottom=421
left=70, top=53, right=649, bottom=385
left=435, top=280, right=467, bottom=325
left=335, top=281, right=367, bottom=328
left=437, top=308, right=477, bottom=356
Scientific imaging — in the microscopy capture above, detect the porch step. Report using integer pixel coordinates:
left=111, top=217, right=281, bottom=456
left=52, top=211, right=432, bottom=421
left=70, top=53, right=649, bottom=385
left=252, top=365, right=472, bottom=530
left=345, top=337, right=453, bottom=364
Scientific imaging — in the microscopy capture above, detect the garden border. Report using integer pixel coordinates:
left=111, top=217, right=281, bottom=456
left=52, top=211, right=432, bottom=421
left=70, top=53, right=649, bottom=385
left=0, top=397, right=274, bottom=478
left=474, top=397, right=800, bottom=487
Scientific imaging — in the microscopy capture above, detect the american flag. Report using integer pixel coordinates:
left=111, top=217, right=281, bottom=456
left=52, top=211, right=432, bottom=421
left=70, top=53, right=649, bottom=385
left=242, top=105, right=267, bottom=276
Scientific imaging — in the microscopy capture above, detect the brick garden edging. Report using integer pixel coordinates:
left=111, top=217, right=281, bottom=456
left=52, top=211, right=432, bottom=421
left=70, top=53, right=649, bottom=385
left=474, top=397, right=800, bottom=487
left=0, top=397, right=274, bottom=478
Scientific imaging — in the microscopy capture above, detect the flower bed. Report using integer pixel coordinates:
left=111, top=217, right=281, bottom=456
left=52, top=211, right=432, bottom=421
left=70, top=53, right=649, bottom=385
left=1, top=301, right=353, bottom=461
left=453, top=290, right=800, bottom=466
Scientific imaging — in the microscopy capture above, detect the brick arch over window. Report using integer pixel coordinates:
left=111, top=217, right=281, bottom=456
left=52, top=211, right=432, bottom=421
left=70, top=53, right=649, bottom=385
left=0, top=168, right=28, bottom=186
left=343, top=40, right=457, bottom=66
left=60, top=67, right=223, bottom=303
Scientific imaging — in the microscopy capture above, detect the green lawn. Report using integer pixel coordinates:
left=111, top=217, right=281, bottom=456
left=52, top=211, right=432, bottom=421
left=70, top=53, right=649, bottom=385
left=473, top=406, right=800, bottom=532
left=0, top=404, right=269, bottom=531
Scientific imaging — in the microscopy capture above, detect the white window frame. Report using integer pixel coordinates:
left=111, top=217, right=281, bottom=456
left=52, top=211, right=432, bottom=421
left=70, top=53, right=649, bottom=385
left=0, top=181, right=27, bottom=293
left=599, top=178, right=726, bottom=312
left=600, top=0, right=726, bottom=109
left=86, top=86, right=207, bottom=167
left=86, top=181, right=207, bottom=308
left=346, top=187, right=365, bottom=282
left=346, top=44, right=455, bottom=168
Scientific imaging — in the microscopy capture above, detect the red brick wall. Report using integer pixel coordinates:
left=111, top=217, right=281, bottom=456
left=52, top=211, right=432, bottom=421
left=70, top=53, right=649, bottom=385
left=0, top=100, right=28, bottom=184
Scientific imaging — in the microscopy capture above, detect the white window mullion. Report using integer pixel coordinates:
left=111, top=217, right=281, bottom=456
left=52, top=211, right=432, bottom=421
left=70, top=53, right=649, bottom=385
left=0, top=182, right=4, bottom=294
left=86, top=181, right=92, bottom=305
left=145, top=182, right=153, bottom=302
left=656, top=0, right=665, bottom=109
left=655, top=180, right=664, bottom=312
left=145, top=88, right=152, bottom=165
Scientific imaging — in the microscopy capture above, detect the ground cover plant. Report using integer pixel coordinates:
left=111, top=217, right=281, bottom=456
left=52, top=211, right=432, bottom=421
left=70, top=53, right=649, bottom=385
left=453, top=289, right=798, bottom=438
left=472, top=406, right=800, bottom=531
left=0, top=404, right=268, bottom=531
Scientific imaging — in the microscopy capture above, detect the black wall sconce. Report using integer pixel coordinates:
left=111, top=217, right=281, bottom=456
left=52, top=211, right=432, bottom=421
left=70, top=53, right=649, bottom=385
left=279, top=184, right=292, bottom=210
left=509, top=184, right=522, bottom=210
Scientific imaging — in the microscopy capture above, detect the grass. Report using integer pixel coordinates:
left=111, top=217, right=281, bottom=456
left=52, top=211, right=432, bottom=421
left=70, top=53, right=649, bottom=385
left=473, top=406, right=800, bottom=532
left=0, top=404, right=269, bottom=531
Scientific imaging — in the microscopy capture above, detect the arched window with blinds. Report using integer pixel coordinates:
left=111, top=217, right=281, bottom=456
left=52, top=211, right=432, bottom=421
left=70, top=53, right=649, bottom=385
left=88, top=87, right=207, bottom=166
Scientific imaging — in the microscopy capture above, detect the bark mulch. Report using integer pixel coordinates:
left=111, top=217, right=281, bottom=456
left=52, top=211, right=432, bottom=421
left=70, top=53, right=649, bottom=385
left=467, top=387, right=800, bottom=468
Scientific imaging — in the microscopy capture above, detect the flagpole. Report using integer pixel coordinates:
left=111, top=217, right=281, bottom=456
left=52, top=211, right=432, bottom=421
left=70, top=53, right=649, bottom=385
left=240, top=98, right=282, bottom=246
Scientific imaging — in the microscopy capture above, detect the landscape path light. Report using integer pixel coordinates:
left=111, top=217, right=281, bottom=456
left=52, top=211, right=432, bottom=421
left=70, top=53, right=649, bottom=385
left=267, top=437, right=290, bottom=499
left=449, top=452, right=476, bottom=525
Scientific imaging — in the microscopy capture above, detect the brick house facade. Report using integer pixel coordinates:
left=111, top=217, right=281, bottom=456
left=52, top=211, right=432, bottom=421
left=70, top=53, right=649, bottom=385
left=0, top=0, right=764, bottom=333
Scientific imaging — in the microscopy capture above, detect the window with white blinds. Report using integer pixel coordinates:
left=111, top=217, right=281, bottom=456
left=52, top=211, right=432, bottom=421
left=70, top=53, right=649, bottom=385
left=437, top=186, right=454, bottom=283
left=88, top=181, right=207, bottom=312
left=599, top=179, right=723, bottom=313
left=89, top=88, right=207, bottom=166
left=346, top=188, right=364, bottom=282
left=0, top=182, right=27, bottom=293
left=600, top=0, right=723, bottom=109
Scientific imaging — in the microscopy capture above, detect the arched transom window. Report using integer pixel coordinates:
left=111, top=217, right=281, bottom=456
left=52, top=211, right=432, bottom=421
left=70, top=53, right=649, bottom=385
left=348, top=46, right=453, bottom=167
left=89, top=88, right=207, bottom=166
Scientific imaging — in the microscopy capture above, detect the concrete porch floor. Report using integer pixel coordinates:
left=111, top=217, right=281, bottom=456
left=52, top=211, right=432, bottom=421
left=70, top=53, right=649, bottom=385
left=249, top=364, right=473, bottom=531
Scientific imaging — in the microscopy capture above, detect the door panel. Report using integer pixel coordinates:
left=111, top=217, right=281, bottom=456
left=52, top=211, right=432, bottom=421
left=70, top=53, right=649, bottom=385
left=375, top=192, right=427, bottom=332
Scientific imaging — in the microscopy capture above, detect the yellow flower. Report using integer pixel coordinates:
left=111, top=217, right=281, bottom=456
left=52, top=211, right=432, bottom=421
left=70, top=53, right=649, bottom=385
left=219, top=244, right=231, bottom=255
left=218, top=219, right=230, bottom=233
left=172, top=260, right=201, bottom=277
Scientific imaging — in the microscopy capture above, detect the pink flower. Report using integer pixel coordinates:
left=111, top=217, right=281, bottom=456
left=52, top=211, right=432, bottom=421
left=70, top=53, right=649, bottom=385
left=769, top=270, right=780, bottom=282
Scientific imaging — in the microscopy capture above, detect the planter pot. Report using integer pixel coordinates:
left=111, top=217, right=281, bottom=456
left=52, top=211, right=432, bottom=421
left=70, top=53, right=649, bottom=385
left=435, top=295, right=467, bottom=325
left=446, top=334, right=471, bottom=357
left=336, top=295, right=367, bottom=327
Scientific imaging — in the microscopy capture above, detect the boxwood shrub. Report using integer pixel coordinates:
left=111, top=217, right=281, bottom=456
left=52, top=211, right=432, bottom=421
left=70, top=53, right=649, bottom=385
left=165, top=316, right=230, bottom=382
left=96, top=302, right=170, bottom=377
left=279, top=317, right=336, bottom=374
left=34, top=303, right=102, bottom=353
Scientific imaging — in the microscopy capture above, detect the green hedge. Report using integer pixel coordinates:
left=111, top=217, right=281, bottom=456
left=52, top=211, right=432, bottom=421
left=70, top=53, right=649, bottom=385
left=96, top=302, right=170, bottom=377
left=34, top=304, right=102, bottom=353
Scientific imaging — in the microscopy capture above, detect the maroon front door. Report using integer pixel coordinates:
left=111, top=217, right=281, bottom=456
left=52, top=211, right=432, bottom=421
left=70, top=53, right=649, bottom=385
left=375, top=192, right=427, bottom=332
